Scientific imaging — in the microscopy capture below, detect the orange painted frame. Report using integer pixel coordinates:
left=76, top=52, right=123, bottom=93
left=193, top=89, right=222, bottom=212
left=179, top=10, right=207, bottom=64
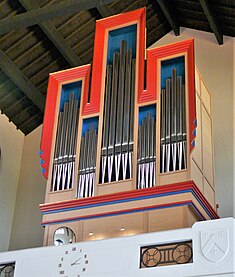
left=40, top=65, right=91, bottom=179
left=146, top=39, right=196, bottom=152
left=83, top=8, right=146, bottom=115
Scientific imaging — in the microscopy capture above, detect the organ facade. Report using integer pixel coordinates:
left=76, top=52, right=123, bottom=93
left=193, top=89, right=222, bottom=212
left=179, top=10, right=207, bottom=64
left=39, top=8, right=218, bottom=246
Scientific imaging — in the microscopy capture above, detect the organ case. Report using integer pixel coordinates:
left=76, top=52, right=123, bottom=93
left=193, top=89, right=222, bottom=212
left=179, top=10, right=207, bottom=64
left=40, top=8, right=218, bottom=246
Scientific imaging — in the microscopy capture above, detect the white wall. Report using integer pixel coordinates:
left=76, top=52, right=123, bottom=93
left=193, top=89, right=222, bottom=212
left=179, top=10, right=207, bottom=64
left=0, top=218, right=234, bottom=277
left=150, top=29, right=235, bottom=218
left=9, top=125, right=46, bottom=250
left=0, top=114, right=24, bottom=252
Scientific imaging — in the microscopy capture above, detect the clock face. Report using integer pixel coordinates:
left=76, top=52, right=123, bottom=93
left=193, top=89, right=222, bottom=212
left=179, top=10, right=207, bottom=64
left=58, top=246, right=88, bottom=277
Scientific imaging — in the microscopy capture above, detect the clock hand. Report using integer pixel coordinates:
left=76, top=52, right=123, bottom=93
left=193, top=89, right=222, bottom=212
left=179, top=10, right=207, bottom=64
left=71, top=257, right=81, bottom=266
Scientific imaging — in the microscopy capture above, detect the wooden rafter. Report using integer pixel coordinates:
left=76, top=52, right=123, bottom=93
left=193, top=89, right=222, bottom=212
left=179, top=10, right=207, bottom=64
left=199, top=0, right=223, bottom=44
left=97, top=4, right=115, bottom=17
left=0, top=0, right=117, bottom=35
left=0, top=50, right=45, bottom=112
left=19, top=0, right=82, bottom=67
left=156, top=0, right=180, bottom=36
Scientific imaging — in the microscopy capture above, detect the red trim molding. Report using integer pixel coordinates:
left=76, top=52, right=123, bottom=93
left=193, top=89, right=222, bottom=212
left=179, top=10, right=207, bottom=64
left=41, top=200, right=205, bottom=226
left=146, top=39, right=196, bottom=152
left=40, top=180, right=218, bottom=219
left=84, top=8, right=146, bottom=115
left=40, top=65, right=91, bottom=179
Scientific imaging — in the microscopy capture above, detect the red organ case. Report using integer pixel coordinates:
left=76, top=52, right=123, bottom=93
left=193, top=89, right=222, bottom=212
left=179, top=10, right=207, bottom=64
left=39, top=8, right=218, bottom=246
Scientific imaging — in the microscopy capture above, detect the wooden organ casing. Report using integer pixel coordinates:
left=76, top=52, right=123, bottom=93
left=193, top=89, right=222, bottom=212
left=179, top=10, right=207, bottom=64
left=40, top=8, right=218, bottom=246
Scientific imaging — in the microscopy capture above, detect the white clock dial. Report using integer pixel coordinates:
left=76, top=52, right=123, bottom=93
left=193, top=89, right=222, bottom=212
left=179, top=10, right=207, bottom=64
left=58, top=246, right=88, bottom=277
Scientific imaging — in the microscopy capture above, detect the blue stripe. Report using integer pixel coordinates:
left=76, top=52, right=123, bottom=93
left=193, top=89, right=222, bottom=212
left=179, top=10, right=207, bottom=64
left=42, top=202, right=200, bottom=226
left=191, top=191, right=213, bottom=219
left=42, top=189, right=192, bottom=215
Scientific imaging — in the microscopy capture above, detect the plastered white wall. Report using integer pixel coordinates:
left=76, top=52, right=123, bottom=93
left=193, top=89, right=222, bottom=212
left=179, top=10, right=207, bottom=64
left=0, top=218, right=234, bottom=277
left=9, top=125, right=46, bottom=250
left=0, top=113, right=24, bottom=252
left=150, top=29, right=234, bottom=218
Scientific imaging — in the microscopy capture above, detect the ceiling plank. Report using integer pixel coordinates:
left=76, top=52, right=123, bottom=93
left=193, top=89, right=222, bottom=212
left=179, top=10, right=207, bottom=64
left=3, top=96, right=28, bottom=115
left=0, top=0, right=117, bottom=35
left=19, top=0, right=82, bottom=67
left=0, top=50, right=45, bottom=112
left=10, top=105, right=35, bottom=123
left=199, top=0, right=223, bottom=44
left=17, top=113, right=42, bottom=131
left=156, top=0, right=180, bottom=36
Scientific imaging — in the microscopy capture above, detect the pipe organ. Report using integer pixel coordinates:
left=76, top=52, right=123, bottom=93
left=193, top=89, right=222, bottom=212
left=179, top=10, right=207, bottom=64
left=40, top=8, right=218, bottom=246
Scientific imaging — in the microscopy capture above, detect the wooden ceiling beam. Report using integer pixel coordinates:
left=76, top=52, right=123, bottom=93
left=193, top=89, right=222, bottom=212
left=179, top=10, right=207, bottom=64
left=0, top=50, right=45, bottom=112
left=156, top=0, right=180, bottom=36
left=19, top=0, right=82, bottom=67
left=0, top=0, right=117, bottom=35
left=97, top=4, right=115, bottom=17
left=199, top=0, right=223, bottom=44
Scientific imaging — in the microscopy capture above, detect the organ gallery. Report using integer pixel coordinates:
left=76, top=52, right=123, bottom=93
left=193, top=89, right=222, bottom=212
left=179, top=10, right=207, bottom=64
left=39, top=8, right=218, bottom=246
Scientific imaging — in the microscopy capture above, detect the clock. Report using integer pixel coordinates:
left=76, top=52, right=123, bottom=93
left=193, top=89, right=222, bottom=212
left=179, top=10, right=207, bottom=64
left=58, top=246, right=88, bottom=277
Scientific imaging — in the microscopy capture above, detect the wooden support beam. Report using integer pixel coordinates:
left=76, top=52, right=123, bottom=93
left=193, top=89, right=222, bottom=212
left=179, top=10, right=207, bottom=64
left=19, top=0, right=82, bottom=67
left=97, top=4, right=115, bottom=17
left=156, top=0, right=180, bottom=36
left=0, top=50, right=45, bottom=112
left=0, top=0, right=116, bottom=35
left=199, top=0, right=223, bottom=45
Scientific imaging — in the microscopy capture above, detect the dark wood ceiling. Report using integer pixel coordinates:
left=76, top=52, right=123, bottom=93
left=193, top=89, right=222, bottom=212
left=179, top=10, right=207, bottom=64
left=0, top=0, right=234, bottom=135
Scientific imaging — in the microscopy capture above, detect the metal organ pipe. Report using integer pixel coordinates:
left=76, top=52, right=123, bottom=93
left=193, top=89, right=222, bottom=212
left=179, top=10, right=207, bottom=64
left=100, top=40, right=136, bottom=183
left=160, top=68, right=187, bottom=173
left=115, top=40, right=126, bottom=181
left=137, top=112, right=156, bottom=189
left=78, top=124, right=97, bottom=198
left=51, top=93, right=79, bottom=191
left=107, top=52, right=119, bottom=182
left=101, top=65, right=112, bottom=183
left=122, top=48, right=132, bottom=181
left=129, top=58, right=136, bottom=179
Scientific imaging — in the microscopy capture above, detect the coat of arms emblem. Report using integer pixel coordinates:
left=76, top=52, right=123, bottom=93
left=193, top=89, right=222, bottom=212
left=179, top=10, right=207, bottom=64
left=200, top=228, right=229, bottom=263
